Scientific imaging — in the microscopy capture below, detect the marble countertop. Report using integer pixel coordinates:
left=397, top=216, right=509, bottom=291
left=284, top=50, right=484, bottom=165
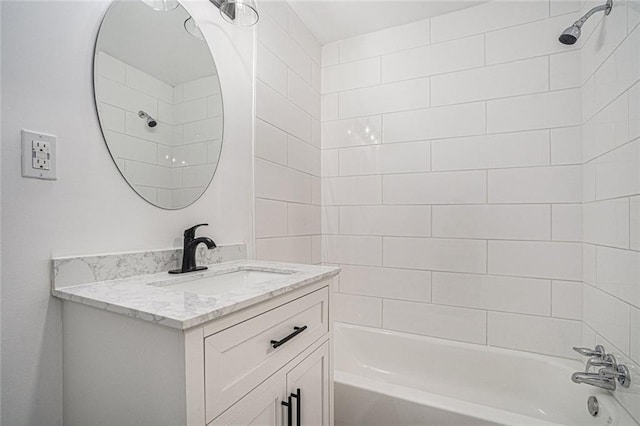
left=52, top=260, right=340, bottom=330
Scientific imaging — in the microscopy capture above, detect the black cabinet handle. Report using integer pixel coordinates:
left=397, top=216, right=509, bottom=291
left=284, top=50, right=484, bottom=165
left=281, top=395, right=292, bottom=426
left=290, top=388, right=301, bottom=426
left=271, top=326, right=307, bottom=349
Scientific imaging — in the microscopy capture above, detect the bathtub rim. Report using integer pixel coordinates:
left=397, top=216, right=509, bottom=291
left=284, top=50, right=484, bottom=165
left=334, top=322, right=638, bottom=426
left=335, top=321, right=584, bottom=369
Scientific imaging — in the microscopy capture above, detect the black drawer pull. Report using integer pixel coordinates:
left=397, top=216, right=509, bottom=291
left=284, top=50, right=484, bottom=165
left=271, top=326, right=307, bottom=349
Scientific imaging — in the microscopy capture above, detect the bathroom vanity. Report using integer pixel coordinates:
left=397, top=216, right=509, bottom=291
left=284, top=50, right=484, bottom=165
left=56, top=1, right=339, bottom=422
left=52, top=248, right=339, bottom=426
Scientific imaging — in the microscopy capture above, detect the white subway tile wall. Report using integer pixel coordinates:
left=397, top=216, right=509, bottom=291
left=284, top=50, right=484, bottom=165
left=384, top=299, right=488, bottom=344
left=255, top=5, right=322, bottom=263
left=96, top=52, right=221, bottom=208
left=257, top=1, right=640, bottom=420
left=487, top=311, right=582, bottom=358
left=319, top=2, right=587, bottom=360
left=581, top=0, right=640, bottom=419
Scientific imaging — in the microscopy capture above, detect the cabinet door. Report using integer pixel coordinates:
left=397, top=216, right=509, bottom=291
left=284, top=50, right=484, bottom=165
left=205, top=288, right=329, bottom=422
left=210, top=371, right=284, bottom=426
left=286, top=341, right=330, bottom=426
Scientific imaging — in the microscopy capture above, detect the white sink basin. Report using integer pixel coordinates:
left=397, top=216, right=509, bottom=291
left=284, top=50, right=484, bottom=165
left=162, top=270, right=290, bottom=296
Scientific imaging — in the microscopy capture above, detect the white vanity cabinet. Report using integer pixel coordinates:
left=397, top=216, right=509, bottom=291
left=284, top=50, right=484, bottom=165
left=212, top=340, right=330, bottom=426
left=61, top=278, right=334, bottom=426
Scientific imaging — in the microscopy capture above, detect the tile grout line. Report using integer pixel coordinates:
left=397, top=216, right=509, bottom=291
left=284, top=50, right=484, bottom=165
left=485, top=170, right=489, bottom=204
left=548, top=52, right=551, bottom=93
left=430, top=205, right=433, bottom=240
left=486, top=240, right=489, bottom=275
left=381, top=233, right=384, bottom=269
left=483, top=33, right=487, bottom=67
left=550, top=279, right=554, bottom=317
left=325, top=163, right=582, bottom=179
left=325, top=56, right=578, bottom=99
left=629, top=197, right=632, bottom=250
left=485, top=310, right=489, bottom=346
left=550, top=204, right=554, bottom=241
left=324, top=120, right=583, bottom=143
left=333, top=87, right=577, bottom=120
left=629, top=308, right=633, bottom=361
left=331, top=9, right=578, bottom=68
left=350, top=293, right=575, bottom=325
left=484, top=100, right=488, bottom=136
left=548, top=129, right=553, bottom=165
left=325, top=232, right=613, bottom=252
left=429, top=271, right=433, bottom=303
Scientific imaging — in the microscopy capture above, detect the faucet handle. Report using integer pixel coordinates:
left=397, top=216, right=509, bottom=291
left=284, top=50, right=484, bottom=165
left=586, top=354, right=615, bottom=371
left=574, top=345, right=606, bottom=358
left=599, top=363, right=631, bottom=388
left=184, top=223, right=209, bottom=240
left=586, top=359, right=612, bottom=369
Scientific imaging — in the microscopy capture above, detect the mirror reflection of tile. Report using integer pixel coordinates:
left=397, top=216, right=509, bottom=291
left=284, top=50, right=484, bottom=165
left=96, top=51, right=222, bottom=209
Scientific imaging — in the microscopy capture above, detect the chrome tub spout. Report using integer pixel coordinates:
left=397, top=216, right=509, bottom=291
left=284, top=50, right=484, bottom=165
left=571, top=372, right=616, bottom=391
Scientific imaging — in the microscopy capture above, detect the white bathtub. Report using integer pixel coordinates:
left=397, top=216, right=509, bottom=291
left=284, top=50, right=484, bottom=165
left=334, top=323, right=638, bottom=426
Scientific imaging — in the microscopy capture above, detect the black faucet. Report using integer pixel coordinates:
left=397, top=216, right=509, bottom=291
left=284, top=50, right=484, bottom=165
left=169, top=224, right=217, bottom=274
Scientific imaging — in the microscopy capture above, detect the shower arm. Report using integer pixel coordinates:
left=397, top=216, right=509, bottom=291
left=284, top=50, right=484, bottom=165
left=572, top=0, right=612, bottom=28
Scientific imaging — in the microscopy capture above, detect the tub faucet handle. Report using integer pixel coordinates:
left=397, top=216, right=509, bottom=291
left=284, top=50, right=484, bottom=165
left=573, top=345, right=606, bottom=358
left=585, top=353, right=616, bottom=372
left=572, top=348, right=632, bottom=390
left=599, top=363, right=631, bottom=388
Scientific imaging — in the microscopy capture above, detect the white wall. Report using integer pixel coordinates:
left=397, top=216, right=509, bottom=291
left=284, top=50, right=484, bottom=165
left=254, top=1, right=322, bottom=264
left=0, top=1, right=254, bottom=424
left=321, top=1, right=585, bottom=359
left=580, top=0, right=640, bottom=419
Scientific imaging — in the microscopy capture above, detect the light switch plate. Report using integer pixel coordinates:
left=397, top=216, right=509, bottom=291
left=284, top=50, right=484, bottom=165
left=21, top=129, right=57, bottom=180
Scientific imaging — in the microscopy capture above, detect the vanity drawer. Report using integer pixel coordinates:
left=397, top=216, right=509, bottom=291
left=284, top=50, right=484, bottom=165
left=204, top=287, right=329, bottom=423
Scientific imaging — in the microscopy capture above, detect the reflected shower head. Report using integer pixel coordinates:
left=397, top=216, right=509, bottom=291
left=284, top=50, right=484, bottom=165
left=138, top=110, right=157, bottom=128
left=559, top=0, right=613, bottom=45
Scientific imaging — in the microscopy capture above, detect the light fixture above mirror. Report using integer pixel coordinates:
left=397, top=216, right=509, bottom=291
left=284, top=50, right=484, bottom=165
left=142, top=0, right=259, bottom=27
left=211, top=0, right=259, bottom=27
left=141, top=0, right=179, bottom=12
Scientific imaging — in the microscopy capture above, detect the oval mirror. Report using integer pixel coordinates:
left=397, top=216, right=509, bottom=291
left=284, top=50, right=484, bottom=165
left=94, top=0, right=223, bottom=209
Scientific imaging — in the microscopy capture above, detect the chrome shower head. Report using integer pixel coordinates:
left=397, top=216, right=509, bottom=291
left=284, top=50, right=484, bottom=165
left=559, top=25, right=581, bottom=45
left=138, top=110, right=157, bottom=128
left=559, top=0, right=612, bottom=45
